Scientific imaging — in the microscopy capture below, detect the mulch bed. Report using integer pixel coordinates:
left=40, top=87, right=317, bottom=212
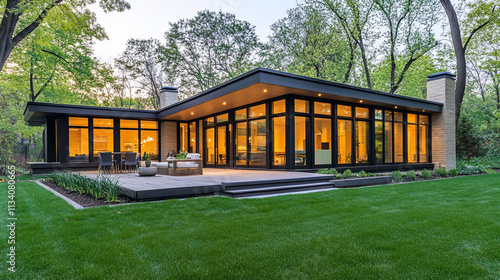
left=41, top=180, right=137, bottom=208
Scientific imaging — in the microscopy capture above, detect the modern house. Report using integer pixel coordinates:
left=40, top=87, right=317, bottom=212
left=24, top=68, right=456, bottom=174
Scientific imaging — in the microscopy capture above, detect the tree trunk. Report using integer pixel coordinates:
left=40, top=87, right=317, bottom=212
left=440, top=0, right=465, bottom=127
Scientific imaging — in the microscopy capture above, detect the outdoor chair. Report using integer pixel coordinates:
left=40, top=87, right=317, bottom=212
left=113, top=153, right=123, bottom=173
left=98, top=152, right=114, bottom=173
left=123, top=152, right=137, bottom=172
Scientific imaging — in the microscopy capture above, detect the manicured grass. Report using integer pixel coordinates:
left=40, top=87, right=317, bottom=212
left=1, top=174, right=500, bottom=279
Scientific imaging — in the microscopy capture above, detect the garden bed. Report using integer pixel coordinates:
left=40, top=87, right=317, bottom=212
left=41, top=180, right=136, bottom=207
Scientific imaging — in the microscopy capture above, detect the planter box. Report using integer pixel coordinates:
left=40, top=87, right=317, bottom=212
left=138, top=167, right=157, bottom=176
left=333, top=176, right=392, bottom=188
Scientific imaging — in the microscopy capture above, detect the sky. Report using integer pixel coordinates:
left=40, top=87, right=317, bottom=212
left=90, top=0, right=298, bottom=62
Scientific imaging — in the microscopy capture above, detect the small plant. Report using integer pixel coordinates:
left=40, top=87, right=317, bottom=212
left=335, top=173, right=342, bottom=179
left=175, top=150, right=187, bottom=159
left=145, top=159, right=151, bottom=167
left=448, top=169, right=459, bottom=177
left=421, top=169, right=433, bottom=179
left=391, top=170, right=404, bottom=182
left=357, top=170, right=368, bottom=177
left=342, top=169, right=353, bottom=179
left=316, top=168, right=337, bottom=175
left=435, top=167, right=447, bottom=177
left=142, top=152, right=149, bottom=161
left=407, top=170, right=417, bottom=181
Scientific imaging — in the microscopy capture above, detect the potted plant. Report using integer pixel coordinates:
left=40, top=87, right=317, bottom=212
left=138, top=152, right=156, bottom=176
left=175, top=150, right=187, bottom=159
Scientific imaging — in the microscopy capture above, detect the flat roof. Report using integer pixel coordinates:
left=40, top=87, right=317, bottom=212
left=25, top=68, right=442, bottom=125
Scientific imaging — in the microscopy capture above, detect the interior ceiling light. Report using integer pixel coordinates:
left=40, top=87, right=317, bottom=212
left=395, top=106, right=398, bottom=109
left=359, top=100, right=363, bottom=103
left=318, top=93, right=322, bottom=97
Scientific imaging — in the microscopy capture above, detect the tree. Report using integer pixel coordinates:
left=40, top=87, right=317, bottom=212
left=315, top=0, right=375, bottom=88
left=0, top=0, right=130, bottom=73
left=373, top=0, right=440, bottom=93
left=161, top=10, right=262, bottom=97
left=116, top=38, right=165, bottom=109
left=439, top=0, right=499, bottom=126
left=269, top=4, right=356, bottom=83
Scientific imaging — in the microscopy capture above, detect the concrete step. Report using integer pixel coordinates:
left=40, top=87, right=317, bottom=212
left=223, top=182, right=335, bottom=198
left=222, top=175, right=335, bottom=191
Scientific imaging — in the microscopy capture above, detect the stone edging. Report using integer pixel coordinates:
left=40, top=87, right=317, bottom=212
left=33, top=180, right=84, bottom=210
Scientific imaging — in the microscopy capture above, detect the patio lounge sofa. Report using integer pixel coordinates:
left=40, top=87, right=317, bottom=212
left=151, top=153, right=203, bottom=176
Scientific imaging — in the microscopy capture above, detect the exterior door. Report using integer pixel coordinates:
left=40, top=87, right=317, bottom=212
left=204, top=125, right=228, bottom=167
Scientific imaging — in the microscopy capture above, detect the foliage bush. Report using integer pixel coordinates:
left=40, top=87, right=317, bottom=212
left=435, top=167, right=448, bottom=177
left=448, top=169, right=459, bottom=177
left=342, top=169, right=353, bottom=179
left=406, top=170, right=417, bottom=181
left=48, top=171, right=119, bottom=201
left=357, top=170, right=368, bottom=177
left=316, top=168, right=338, bottom=175
left=456, top=161, right=486, bottom=175
left=421, top=169, right=433, bottom=179
left=391, top=170, right=404, bottom=182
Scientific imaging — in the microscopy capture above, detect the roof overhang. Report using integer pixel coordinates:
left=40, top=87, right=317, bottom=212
left=24, top=102, right=157, bottom=126
left=157, top=68, right=443, bottom=121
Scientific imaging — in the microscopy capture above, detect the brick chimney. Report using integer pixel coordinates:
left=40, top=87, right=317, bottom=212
left=427, top=72, right=456, bottom=170
left=159, top=86, right=178, bottom=108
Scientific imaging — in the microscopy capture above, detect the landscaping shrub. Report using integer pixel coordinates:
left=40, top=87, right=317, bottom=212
left=391, top=170, right=404, bottom=182
left=48, top=171, right=119, bottom=201
left=456, top=161, right=486, bottom=175
left=406, top=170, right=417, bottom=181
left=421, top=169, right=433, bottom=179
left=435, top=167, right=447, bottom=177
left=357, top=170, right=368, bottom=178
left=448, top=169, right=459, bottom=177
left=342, top=169, right=353, bottom=179
left=317, top=168, right=338, bottom=175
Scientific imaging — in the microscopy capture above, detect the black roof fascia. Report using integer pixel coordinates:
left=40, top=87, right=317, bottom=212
left=259, top=69, right=443, bottom=111
left=157, top=68, right=442, bottom=118
left=24, top=102, right=157, bottom=123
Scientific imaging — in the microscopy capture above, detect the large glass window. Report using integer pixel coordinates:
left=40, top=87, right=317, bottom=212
left=216, top=113, right=229, bottom=123
left=141, top=120, right=157, bottom=129
left=141, top=130, right=158, bottom=160
left=69, top=128, right=88, bottom=162
left=121, top=119, right=138, bottom=128
left=93, top=129, right=114, bottom=160
left=356, top=107, right=369, bottom=119
left=420, top=121, right=429, bottom=163
left=356, top=121, right=370, bottom=164
left=217, top=126, right=227, bottom=165
left=273, top=100, right=286, bottom=114
left=385, top=122, right=393, bottom=163
left=235, top=109, right=246, bottom=120
left=314, top=102, right=331, bottom=115
left=235, top=122, right=247, bottom=166
left=375, top=121, right=383, bottom=164
left=180, top=123, right=188, bottom=152
left=206, top=128, right=215, bottom=165
left=394, top=123, right=404, bottom=163
left=407, top=114, right=418, bottom=163
left=295, top=100, right=309, bottom=113
left=120, top=130, right=138, bottom=153
left=337, top=105, right=352, bottom=117
left=198, top=120, right=204, bottom=158
left=273, top=117, right=286, bottom=166
left=338, top=119, right=352, bottom=164
left=295, top=116, right=308, bottom=166
left=69, top=117, right=88, bottom=127
left=314, top=118, right=331, bottom=165
left=249, top=119, right=266, bottom=166
left=189, top=122, right=197, bottom=153
left=94, top=118, right=113, bottom=127
left=249, top=104, right=266, bottom=118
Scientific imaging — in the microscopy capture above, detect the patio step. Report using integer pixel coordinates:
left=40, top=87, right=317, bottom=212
left=222, top=176, right=335, bottom=198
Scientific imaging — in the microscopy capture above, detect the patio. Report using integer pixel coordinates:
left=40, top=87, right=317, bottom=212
left=87, top=169, right=335, bottom=200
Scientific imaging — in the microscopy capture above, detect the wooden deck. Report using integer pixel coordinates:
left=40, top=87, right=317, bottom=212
left=87, top=169, right=333, bottom=200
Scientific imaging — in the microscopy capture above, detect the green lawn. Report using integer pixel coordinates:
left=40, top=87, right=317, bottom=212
left=1, top=174, right=500, bottom=279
